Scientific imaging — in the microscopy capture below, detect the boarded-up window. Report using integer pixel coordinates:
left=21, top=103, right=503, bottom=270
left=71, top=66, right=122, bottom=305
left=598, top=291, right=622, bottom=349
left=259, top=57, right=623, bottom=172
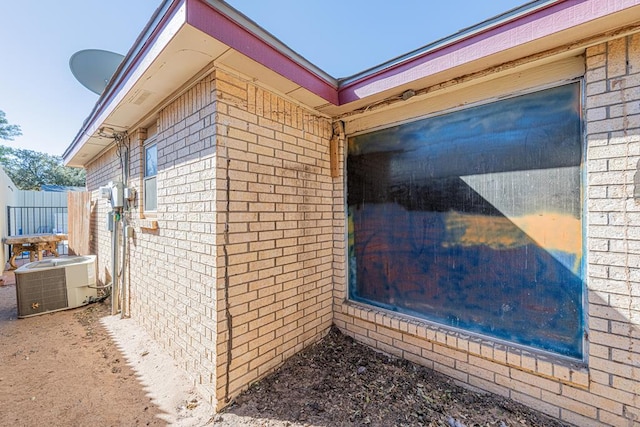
left=347, top=83, right=584, bottom=359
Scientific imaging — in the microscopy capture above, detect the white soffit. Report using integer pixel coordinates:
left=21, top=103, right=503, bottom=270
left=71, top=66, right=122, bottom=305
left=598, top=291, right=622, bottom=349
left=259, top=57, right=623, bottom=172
left=66, top=2, right=189, bottom=166
left=106, top=25, right=229, bottom=127
left=66, top=15, right=329, bottom=166
left=214, top=50, right=331, bottom=110
left=67, top=0, right=640, bottom=166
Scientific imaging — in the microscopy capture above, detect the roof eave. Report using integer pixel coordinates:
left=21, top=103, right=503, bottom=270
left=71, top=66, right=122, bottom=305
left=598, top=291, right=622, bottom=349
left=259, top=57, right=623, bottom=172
left=336, top=0, right=640, bottom=106
left=63, top=0, right=339, bottom=168
left=63, top=0, right=187, bottom=167
left=64, top=0, right=640, bottom=167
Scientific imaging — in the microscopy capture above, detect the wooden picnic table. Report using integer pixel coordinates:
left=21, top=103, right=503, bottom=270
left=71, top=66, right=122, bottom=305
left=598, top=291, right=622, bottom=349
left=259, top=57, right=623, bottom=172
left=3, top=233, right=68, bottom=269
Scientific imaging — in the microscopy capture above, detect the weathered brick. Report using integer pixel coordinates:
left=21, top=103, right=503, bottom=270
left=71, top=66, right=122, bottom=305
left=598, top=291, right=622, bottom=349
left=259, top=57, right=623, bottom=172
left=87, top=32, right=640, bottom=424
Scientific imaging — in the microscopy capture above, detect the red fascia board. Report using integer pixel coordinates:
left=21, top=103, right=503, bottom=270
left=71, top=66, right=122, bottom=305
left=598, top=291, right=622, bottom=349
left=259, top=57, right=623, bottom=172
left=186, top=0, right=339, bottom=105
left=337, top=0, right=615, bottom=104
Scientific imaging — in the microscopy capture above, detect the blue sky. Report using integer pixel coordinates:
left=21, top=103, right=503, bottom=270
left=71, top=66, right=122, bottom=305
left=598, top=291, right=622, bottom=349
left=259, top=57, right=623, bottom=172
left=0, top=0, right=526, bottom=157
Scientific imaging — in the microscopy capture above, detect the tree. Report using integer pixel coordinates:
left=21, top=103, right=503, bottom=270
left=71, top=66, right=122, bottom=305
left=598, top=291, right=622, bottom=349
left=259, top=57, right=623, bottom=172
left=0, top=110, right=22, bottom=141
left=0, top=111, right=85, bottom=189
left=0, top=145, right=86, bottom=190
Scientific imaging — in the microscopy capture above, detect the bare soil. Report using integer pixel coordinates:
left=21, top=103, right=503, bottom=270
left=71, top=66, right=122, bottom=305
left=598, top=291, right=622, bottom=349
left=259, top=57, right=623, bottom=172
left=217, top=328, right=570, bottom=427
left=1, top=263, right=571, bottom=427
left=0, top=280, right=165, bottom=426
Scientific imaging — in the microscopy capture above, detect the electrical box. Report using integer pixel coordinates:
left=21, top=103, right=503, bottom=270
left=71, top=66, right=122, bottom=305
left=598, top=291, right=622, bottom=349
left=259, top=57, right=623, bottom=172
left=99, top=186, right=112, bottom=200
left=107, top=211, right=115, bottom=231
left=99, top=181, right=125, bottom=208
left=124, top=187, right=136, bottom=202
left=109, top=181, right=124, bottom=208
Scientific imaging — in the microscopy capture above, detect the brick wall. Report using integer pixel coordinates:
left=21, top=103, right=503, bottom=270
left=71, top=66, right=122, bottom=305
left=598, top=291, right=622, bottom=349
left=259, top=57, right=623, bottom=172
left=212, top=69, right=334, bottom=407
left=131, top=75, right=217, bottom=405
left=86, top=145, right=120, bottom=287
left=582, top=35, right=640, bottom=426
left=85, top=33, right=640, bottom=423
left=86, top=75, right=218, bottom=405
left=334, top=34, right=640, bottom=427
left=87, top=69, right=335, bottom=409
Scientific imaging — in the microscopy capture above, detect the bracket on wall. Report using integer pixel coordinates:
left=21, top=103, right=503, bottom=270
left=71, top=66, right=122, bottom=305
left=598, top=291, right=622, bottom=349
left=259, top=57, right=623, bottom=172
left=139, top=219, right=159, bottom=230
left=330, top=121, right=345, bottom=178
left=635, top=159, right=640, bottom=200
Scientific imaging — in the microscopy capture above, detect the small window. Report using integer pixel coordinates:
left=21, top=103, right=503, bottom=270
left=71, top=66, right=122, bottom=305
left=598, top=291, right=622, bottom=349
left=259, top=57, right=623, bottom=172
left=144, top=142, right=157, bottom=212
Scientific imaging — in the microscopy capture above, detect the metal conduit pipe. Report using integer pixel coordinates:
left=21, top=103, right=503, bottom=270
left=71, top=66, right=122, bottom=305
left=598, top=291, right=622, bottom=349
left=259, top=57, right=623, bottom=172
left=121, top=145, right=130, bottom=319
left=121, top=215, right=128, bottom=318
left=111, top=212, right=120, bottom=316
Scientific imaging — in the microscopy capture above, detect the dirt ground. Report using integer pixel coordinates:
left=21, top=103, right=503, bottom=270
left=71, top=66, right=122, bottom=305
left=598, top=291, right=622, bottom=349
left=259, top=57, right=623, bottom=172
left=0, top=265, right=212, bottom=427
left=1, top=262, right=571, bottom=427
left=217, top=328, right=570, bottom=427
left=0, top=284, right=164, bottom=426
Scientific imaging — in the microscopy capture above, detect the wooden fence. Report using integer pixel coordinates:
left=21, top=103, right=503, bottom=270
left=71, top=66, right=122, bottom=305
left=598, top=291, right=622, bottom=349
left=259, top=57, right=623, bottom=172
left=67, top=192, right=90, bottom=256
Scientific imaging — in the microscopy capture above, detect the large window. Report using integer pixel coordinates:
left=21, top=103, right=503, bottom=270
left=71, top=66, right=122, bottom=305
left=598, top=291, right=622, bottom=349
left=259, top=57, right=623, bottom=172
left=347, top=83, right=584, bottom=359
left=144, top=142, right=157, bottom=212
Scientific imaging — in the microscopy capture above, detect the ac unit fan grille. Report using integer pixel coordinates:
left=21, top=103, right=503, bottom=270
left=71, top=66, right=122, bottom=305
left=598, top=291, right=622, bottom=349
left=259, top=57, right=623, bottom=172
left=16, top=269, right=68, bottom=317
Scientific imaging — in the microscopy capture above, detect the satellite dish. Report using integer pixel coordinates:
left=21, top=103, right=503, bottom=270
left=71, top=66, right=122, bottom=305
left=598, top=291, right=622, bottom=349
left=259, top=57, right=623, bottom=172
left=70, top=49, right=124, bottom=95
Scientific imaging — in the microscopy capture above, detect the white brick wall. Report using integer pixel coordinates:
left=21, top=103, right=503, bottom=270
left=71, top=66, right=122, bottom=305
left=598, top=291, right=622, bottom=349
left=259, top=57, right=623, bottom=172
left=583, top=35, right=640, bottom=426
left=86, top=75, right=218, bottom=405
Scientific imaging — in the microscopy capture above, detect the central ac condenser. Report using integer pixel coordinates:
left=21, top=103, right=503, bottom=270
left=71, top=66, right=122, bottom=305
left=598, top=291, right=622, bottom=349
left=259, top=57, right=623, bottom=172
left=14, top=255, right=98, bottom=318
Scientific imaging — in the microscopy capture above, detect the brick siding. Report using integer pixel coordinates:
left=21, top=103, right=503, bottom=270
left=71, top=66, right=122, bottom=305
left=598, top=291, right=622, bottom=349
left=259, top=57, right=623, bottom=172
left=85, top=32, right=640, bottom=424
left=212, top=70, right=334, bottom=407
left=333, top=34, right=640, bottom=426
left=86, top=69, right=334, bottom=408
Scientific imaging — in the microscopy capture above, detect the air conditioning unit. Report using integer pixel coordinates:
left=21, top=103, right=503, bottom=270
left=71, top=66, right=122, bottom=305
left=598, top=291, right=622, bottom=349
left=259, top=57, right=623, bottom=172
left=14, top=255, right=98, bottom=318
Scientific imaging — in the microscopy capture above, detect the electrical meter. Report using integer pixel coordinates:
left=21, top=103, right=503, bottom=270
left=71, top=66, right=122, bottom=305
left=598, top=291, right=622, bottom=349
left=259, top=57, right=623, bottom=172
left=108, top=181, right=124, bottom=208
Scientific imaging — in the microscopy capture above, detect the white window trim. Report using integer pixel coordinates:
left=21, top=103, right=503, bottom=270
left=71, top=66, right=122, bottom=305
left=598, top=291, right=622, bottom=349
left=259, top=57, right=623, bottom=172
left=142, top=136, right=158, bottom=216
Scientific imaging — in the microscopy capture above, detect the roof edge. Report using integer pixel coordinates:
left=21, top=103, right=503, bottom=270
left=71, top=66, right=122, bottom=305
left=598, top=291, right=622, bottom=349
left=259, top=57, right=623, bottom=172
left=337, top=0, right=640, bottom=105
left=205, top=0, right=336, bottom=85
left=63, top=0, right=183, bottom=164
left=188, top=0, right=339, bottom=104
left=338, top=0, right=560, bottom=88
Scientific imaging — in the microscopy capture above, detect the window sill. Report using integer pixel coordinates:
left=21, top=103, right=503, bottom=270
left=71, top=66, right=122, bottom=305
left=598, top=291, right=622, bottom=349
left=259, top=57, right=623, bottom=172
left=339, top=300, right=589, bottom=389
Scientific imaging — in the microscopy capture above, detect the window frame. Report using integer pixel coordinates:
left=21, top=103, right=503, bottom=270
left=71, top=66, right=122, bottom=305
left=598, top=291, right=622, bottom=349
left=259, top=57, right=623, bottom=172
left=345, top=81, right=585, bottom=360
left=142, top=137, right=158, bottom=215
